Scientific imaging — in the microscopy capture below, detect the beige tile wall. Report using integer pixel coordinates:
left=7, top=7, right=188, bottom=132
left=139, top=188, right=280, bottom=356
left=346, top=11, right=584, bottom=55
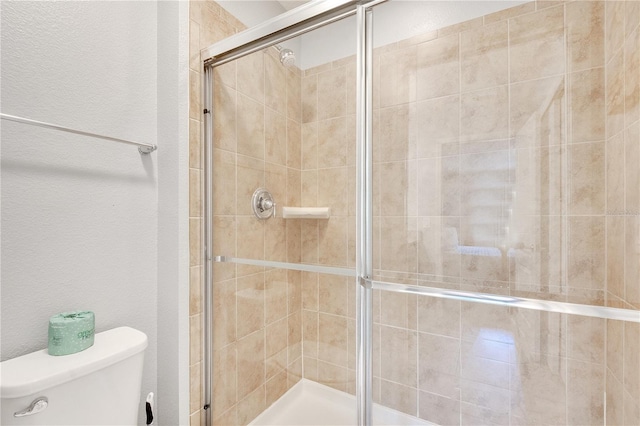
left=604, top=1, right=640, bottom=424
left=299, top=52, right=360, bottom=395
left=189, top=2, right=303, bottom=425
left=206, top=47, right=304, bottom=426
left=298, top=0, right=640, bottom=424
left=190, top=1, right=639, bottom=425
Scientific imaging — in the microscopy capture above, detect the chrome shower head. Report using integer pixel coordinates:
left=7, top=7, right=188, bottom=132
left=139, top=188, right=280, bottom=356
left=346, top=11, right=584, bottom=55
left=279, top=48, right=296, bottom=68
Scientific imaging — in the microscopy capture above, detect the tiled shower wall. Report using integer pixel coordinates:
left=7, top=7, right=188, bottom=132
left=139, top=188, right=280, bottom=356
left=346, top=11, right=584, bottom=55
left=208, top=43, right=306, bottom=424
left=298, top=55, right=360, bottom=395
left=190, top=0, right=640, bottom=425
left=189, top=2, right=304, bottom=425
left=298, top=0, right=640, bottom=424
left=604, top=1, right=640, bottom=424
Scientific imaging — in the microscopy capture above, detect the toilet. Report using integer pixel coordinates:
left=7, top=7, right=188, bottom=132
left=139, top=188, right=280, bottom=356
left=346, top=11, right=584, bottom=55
left=0, top=326, right=147, bottom=425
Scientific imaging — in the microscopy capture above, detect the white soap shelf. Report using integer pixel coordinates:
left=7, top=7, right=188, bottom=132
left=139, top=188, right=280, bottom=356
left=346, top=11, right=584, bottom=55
left=281, top=206, right=331, bottom=219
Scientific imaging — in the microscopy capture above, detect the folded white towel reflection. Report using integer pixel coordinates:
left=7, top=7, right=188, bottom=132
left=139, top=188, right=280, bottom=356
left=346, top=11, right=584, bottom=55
left=442, top=226, right=504, bottom=257
left=456, top=245, right=502, bottom=257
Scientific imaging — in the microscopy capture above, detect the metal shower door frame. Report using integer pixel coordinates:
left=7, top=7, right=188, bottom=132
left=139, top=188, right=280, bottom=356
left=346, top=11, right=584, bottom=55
left=201, top=1, right=382, bottom=425
left=201, top=1, right=640, bottom=425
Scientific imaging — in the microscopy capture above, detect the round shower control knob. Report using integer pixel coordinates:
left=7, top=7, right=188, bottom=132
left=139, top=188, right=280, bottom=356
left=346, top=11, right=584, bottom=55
left=261, top=198, right=274, bottom=210
left=252, top=188, right=276, bottom=220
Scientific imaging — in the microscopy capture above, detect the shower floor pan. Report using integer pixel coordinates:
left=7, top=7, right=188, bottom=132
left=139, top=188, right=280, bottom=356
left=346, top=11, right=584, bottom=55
left=250, top=379, right=432, bottom=426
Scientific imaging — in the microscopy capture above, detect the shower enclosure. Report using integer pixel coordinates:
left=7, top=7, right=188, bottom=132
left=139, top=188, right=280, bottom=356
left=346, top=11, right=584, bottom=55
left=192, top=0, right=640, bottom=424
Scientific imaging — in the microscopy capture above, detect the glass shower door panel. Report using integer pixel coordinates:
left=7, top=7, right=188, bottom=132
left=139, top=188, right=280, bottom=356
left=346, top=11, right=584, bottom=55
left=209, top=9, right=360, bottom=423
left=294, top=15, right=359, bottom=409
left=372, top=294, right=637, bottom=425
left=210, top=47, right=308, bottom=424
left=370, top=0, right=640, bottom=425
left=370, top=0, right=640, bottom=309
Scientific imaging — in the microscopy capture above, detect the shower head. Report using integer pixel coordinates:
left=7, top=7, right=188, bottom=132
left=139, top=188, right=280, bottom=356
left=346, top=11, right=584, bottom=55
left=278, top=47, right=296, bottom=68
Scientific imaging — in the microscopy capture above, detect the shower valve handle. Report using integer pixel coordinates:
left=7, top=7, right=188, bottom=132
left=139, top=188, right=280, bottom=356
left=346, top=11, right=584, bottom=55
left=260, top=197, right=274, bottom=211
left=252, top=188, right=275, bottom=219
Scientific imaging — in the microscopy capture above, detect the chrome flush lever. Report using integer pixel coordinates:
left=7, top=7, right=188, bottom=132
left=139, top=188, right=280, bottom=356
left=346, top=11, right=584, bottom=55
left=14, top=396, right=48, bottom=417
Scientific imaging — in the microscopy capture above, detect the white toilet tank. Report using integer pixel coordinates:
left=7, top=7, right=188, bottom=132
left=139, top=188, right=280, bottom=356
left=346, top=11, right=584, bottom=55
left=0, top=326, right=148, bottom=425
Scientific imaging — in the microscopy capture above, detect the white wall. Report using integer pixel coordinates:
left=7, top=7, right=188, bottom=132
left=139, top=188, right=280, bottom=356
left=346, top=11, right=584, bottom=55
left=1, top=1, right=189, bottom=424
left=156, top=0, right=191, bottom=424
left=218, top=0, right=287, bottom=26
left=216, top=0, right=301, bottom=62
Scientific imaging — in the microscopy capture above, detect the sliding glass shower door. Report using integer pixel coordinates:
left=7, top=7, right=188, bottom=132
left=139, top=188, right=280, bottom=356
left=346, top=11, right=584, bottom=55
left=202, top=1, right=640, bottom=425
left=368, top=0, right=640, bottom=424
left=203, top=9, right=362, bottom=424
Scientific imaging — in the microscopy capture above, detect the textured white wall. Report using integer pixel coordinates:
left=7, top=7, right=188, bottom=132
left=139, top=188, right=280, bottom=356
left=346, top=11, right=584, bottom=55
left=0, top=1, right=188, bottom=423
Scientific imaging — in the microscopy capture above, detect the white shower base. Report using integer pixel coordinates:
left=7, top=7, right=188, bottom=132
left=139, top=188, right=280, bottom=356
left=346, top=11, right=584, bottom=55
left=250, top=379, right=433, bottom=426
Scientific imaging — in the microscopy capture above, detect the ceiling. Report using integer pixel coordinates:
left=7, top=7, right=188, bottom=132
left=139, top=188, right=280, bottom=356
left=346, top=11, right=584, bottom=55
left=277, top=1, right=310, bottom=11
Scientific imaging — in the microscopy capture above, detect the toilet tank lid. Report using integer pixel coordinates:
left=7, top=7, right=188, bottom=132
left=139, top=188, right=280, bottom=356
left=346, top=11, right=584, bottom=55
left=0, top=326, right=148, bottom=399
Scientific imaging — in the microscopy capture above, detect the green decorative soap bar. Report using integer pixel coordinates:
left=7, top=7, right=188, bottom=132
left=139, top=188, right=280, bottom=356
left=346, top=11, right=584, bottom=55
left=48, top=311, right=95, bottom=356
